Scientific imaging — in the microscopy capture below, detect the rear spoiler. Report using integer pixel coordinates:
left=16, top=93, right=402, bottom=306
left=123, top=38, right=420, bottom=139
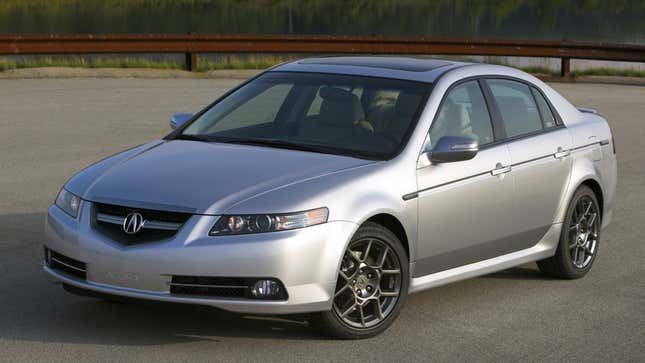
left=576, top=106, right=598, bottom=114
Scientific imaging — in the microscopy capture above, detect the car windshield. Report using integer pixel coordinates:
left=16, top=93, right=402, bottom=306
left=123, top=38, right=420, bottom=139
left=179, top=72, right=430, bottom=160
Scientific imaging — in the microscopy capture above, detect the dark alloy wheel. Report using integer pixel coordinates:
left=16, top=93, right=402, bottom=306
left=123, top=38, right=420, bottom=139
left=538, top=185, right=601, bottom=279
left=311, top=222, right=409, bottom=339
left=333, top=236, right=402, bottom=328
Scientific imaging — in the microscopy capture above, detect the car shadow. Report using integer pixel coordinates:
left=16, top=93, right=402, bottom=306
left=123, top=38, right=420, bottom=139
left=0, top=212, right=323, bottom=346
left=0, top=212, right=554, bottom=346
left=484, top=266, right=553, bottom=281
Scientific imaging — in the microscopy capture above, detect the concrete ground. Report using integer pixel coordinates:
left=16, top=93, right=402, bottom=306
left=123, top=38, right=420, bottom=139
left=0, top=78, right=643, bottom=362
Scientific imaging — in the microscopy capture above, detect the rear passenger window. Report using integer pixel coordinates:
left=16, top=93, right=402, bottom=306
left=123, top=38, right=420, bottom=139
left=487, top=79, right=543, bottom=138
left=531, top=87, right=557, bottom=128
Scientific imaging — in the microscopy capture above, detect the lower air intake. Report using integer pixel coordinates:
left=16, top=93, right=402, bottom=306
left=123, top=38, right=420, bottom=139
left=169, top=275, right=287, bottom=300
left=45, top=247, right=87, bottom=280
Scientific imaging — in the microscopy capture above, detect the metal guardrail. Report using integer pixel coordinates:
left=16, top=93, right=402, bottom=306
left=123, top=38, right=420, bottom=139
left=1, top=34, right=644, bottom=76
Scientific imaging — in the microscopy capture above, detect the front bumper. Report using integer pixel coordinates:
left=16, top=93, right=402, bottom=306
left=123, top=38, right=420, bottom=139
left=44, top=203, right=357, bottom=314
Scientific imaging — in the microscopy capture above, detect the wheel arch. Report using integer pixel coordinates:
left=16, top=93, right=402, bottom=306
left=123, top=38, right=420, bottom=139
left=364, top=213, right=410, bottom=259
left=580, top=178, right=604, bottom=218
left=558, top=173, right=605, bottom=223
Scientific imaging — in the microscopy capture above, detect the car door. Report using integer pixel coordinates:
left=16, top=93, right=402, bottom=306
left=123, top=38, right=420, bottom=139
left=415, top=80, right=515, bottom=277
left=484, top=79, right=573, bottom=243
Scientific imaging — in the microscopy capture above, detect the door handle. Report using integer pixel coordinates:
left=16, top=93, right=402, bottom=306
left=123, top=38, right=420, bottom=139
left=491, top=163, right=512, bottom=176
left=554, top=147, right=571, bottom=159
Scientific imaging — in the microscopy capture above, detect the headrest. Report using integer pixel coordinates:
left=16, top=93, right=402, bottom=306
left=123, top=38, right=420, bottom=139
left=395, top=92, right=423, bottom=116
left=318, top=87, right=365, bottom=126
left=320, top=87, right=353, bottom=101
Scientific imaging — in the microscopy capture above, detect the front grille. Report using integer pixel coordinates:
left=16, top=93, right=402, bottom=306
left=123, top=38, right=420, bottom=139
left=45, top=247, right=87, bottom=280
left=92, top=202, right=192, bottom=245
left=169, top=276, right=288, bottom=300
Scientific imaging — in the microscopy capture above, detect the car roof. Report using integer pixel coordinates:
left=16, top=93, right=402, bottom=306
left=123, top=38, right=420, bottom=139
left=271, top=56, right=472, bottom=83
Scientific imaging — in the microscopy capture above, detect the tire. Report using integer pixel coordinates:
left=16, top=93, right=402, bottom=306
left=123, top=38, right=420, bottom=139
left=537, top=185, right=601, bottom=279
left=311, top=222, right=409, bottom=339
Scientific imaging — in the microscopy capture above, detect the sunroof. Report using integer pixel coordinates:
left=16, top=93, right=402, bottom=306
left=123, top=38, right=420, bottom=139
left=298, top=57, right=454, bottom=72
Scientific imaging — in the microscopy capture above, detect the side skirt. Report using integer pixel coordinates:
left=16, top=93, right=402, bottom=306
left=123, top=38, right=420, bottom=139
left=408, top=223, right=562, bottom=294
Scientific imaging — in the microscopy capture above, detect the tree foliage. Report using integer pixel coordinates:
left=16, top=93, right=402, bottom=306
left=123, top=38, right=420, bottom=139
left=0, top=0, right=643, bottom=43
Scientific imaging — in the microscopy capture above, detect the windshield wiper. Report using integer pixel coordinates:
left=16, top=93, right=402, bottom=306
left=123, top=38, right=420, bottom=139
left=175, top=135, right=383, bottom=160
left=221, top=138, right=337, bottom=153
left=174, top=134, right=213, bottom=142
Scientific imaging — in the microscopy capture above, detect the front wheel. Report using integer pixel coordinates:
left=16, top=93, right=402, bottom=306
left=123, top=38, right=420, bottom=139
left=311, top=222, right=409, bottom=339
left=538, top=185, right=601, bottom=279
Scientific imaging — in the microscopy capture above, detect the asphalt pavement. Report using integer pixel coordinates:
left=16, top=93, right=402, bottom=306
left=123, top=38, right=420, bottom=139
left=0, top=78, right=643, bottom=362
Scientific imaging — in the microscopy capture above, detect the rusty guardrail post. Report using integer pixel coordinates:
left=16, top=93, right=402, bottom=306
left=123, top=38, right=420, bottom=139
left=185, top=32, right=197, bottom=71
left=185, top=52, right=196, bottom=72
left=561, top=57, right=571, bottom=77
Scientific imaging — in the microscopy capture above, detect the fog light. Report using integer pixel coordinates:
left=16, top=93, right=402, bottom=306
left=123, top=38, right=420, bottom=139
left=250, top=279, right=281, bottom=299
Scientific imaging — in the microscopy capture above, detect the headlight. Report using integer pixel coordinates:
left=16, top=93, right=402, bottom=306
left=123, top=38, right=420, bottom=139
left=209, top=208, right=328, bottom=236
left=55, top=188, right=81, bottom=218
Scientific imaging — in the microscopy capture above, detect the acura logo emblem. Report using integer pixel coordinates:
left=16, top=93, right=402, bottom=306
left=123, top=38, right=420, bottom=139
left=123, top=212, right=145, bottom=234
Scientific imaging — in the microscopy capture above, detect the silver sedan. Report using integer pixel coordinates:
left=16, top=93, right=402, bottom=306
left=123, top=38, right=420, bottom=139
left=44, top=57, right=617, bottom=339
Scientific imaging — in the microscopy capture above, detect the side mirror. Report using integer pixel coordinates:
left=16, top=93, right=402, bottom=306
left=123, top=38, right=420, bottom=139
left=426, top=136, right=479, bottom=163
left=170, top=113, right=193, bottom=130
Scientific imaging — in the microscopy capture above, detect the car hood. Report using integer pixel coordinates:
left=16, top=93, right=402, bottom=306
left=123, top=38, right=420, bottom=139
left=71, top=140, right=375, bottom=214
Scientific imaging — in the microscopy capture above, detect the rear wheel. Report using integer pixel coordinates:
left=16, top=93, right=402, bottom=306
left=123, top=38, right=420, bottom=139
left=538, top=185, right=601, bottom=279
left=311, top=222, right=409, bottom=339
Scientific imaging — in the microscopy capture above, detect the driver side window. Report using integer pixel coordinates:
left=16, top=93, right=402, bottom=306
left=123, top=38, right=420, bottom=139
left=429, top=81, right=494, bottom=148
